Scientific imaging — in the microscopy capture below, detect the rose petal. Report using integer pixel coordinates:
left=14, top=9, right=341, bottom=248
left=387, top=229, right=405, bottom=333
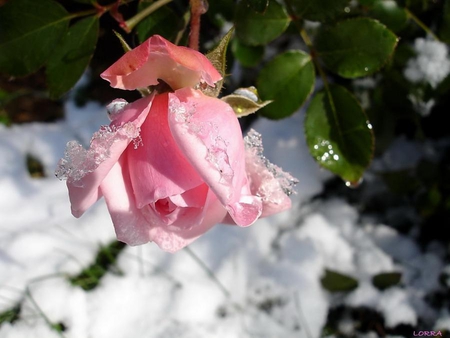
left=244, top=129, right=297, bottom=217
left=148, top=190, right=227, bottom=252
left=100, top=35, right=221, bottom=91
left=61, top=94, right=154, bottom=217
left=127, top=93, right=204, bottom=208
left=168, top=88, right=262, bottom=226
left=100, top=156, right=153, bottom=245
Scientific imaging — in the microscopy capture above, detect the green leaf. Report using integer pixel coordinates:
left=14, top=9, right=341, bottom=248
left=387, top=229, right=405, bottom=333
left=222, top=87, right=272, bottom=117
left=290, top=0, right=350, bottom=22
left=136, top=4, right=181, bottom=43
left=46, top=16, right=99, bottom=99
left=231, top=38, right=265, bottom=67
left=439, top=0, right=450, bottom=42
left=243, top=0, right=269, bottom=13
left=257, top=51, right=315, bottom=119
left=235, top=0, right=290, bottom=46
left=304, top=85, right=374, bottom=184
left=315, top=18, right=398, bottom=78
left=372, top=272, right=402, bottom=290
left=321, top=269, right=359, bottom=292
left=205, top=28, right=234, bottom=97
left=0, top=0, right=70, bottom=76
left=370, top=0, right=408, bottom=33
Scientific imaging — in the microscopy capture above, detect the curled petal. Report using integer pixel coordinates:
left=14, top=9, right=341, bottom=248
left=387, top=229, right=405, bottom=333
left=55, top=94, right=154, bottom=217
left=148, top=190, right=227, bottom=253
left=100, top=35, right=221, bottom=91
left=127, top=93, right=203, bottom=208
left=168, top=88, right=262, bottom=226
left=100, top=157, right=153, bottom=245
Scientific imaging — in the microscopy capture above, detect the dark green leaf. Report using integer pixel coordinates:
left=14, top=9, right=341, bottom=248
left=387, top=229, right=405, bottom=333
left=257, top=51, right=315, bottom=119
left=136, top=4, right=181, bottom=43
left=372, top=272, right=402, bottom=290
left=46, top=16, right=99, bottom=99
left=305, top=85, right=374, bottom=184
left=243, top=0, right=269, bottom=13
left=370, top=0, right=408, bottom=33
left=222, top=87, right=271, bottom=117
left=321, top=269, right=359, bottom=292
left=290, top=0, right=350, bottom=22
left=69, top=241, right=125, bottom=291
left=316, top=18, right=398, bottom=78
left=235, top=0, right=290, bottom=46
left=0, top=0, right=70, bottom=76
left=231, top=38, right=265, bottom=67
left=205, top=28, right=234, bottom=97
left=439, top=0, right=450, bottom=42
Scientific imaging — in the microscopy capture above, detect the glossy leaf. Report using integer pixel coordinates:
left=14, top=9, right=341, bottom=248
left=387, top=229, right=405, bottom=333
left=231, top=38, right=265, bottom=67
left=290, top=0, right=350, bottom=22
left=0, top=0, right=70, bottom=76
left=370, top=0, right=408, bottom=33
left=243, top=0, right=269, bottom=13
left=372, top=272, right=402, bottom=290
left=205, top=28, right=234, bottom=97
left=235, top=0, right=290, bottom=46
left=321, top=269, right=359, bottom=292
left=222, top=87, right=271, bottom=117
left=46, top=16, right=99, bottom=99
left=304, top=85, right=374, bottom=184
left=257, top=51, right=315, bottom=119
left=136, top=5, right=181, bottom=43
left=316, top=18, right=398, bottom=78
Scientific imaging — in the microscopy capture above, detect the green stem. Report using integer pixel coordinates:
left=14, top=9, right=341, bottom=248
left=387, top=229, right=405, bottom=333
left=25, top=287, right=66, bottom=338
left=183, top=246, right=231, bottom=299
left=125, top=0, right=173, bottom=31
left=405, top=8, right=440, bottom=41
left=283, top=0, right=330, bottom=90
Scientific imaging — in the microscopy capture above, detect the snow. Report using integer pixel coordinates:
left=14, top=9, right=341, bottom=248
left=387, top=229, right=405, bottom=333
left=0, top=95, right=447, bottom=337
left=404, top=37, right=450, bottom=88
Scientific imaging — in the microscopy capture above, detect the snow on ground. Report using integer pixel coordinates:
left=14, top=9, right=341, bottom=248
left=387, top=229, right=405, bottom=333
left=0, top=97, right=446, bottom=337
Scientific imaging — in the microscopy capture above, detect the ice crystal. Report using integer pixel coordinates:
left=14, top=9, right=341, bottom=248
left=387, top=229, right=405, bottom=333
left=106, top=99, right=128, bottom=121
left=244, top=129, right=298, bottom=199
left=55, top=122, right=140, bottom=185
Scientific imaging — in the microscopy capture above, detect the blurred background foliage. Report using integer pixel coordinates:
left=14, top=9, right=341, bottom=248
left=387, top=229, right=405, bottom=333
left=1, top=0, right=450, bottom=335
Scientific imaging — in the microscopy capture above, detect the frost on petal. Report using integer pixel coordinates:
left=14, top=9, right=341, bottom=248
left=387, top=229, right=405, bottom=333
left=106, top=98, right=129, bottom=121
left=168, top=88, right=262, bottom=227
left=244, top=129, right=298, bottom=217
left=55, top=123, right=140, bottom=187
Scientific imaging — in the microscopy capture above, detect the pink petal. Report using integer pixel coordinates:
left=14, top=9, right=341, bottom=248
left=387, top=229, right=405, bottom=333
left=100, top=156, right=153, bottom=245
left=126, top=93, right=204, bottom=208
left=56, top=94, right=154, bottom=217
left=148, top=190, right=227, bottom=253
left=167, top=88, right=262, bottom=227
left=100, top=35, right=221, bottom=91
left=244, top=129, right=297, bottom=217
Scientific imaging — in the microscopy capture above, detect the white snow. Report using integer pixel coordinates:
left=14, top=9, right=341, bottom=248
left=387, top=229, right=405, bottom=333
left=0, top=95, right=447, bottom=337
left=404, top=37, right=450, bottom=88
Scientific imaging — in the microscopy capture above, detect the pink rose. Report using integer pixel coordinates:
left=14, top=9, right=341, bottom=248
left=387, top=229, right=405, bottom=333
left=56, top=35, right=297, bottom=252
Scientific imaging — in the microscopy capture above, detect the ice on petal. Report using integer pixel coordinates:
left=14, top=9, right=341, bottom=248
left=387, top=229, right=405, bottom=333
left=55, top=122, right=140, bottom=185
left=169, top=95, right=234, bottom=185
left=106, top=98, right=129, bottom=121
left=244, top=129, right=298, bottom=199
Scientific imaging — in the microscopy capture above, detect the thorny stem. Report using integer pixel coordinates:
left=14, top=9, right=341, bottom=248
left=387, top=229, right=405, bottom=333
left=189, top=0, right=208, bottom=50
left=183, top=246, right=231, bottom=299
left=124, top=0, right=173, bottom=32
left=405, top=8, right=440, bottom=42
